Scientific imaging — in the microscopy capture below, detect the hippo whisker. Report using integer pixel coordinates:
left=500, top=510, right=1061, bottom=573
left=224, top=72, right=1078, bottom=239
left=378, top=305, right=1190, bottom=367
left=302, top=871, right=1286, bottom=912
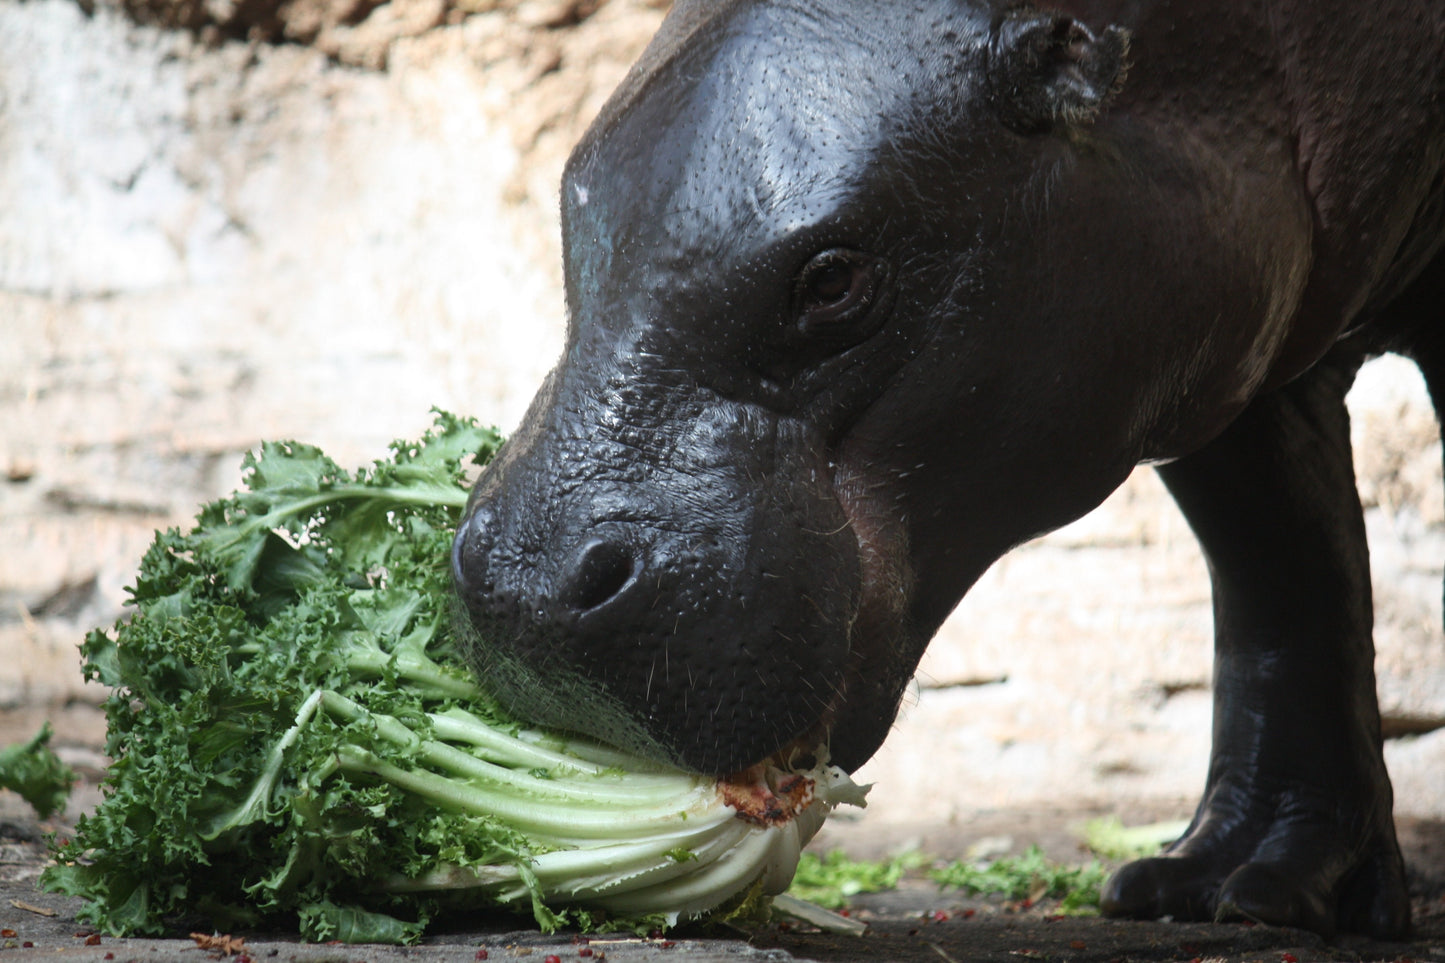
left=801, top=520, right=854, bottom=537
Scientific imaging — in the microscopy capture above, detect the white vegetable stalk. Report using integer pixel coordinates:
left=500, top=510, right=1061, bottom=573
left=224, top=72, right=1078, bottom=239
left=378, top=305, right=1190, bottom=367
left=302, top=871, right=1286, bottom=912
left=317, top=688, right=869, bottom=923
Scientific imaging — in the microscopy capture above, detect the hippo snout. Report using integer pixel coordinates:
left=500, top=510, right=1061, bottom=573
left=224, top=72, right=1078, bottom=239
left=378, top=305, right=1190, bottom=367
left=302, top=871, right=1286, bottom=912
left=455, top=507, right=642, bottom=625
left=451, top=412, right=864, bottom=776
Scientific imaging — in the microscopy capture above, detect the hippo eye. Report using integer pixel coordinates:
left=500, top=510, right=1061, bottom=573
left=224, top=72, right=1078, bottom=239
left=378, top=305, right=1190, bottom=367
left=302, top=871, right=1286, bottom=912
left=793, top=249, right=888, bottom=342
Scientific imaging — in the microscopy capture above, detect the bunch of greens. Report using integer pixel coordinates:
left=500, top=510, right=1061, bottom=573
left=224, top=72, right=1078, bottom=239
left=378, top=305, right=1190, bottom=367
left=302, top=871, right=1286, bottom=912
left=41, top=412, right=863, bottom=943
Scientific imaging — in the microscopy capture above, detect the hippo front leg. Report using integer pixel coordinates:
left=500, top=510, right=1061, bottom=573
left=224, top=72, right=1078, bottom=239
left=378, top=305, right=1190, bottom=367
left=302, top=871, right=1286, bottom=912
left=1100, top=348, right=1411, bottom=938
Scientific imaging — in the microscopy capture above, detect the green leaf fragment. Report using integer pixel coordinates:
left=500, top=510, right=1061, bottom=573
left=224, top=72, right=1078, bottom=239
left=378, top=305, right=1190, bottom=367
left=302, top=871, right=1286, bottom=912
left=1080, top=816, right=1188, bottom=861
left=297, top=899, right=426, bottom=945
left=786, top=849, right=925, bottom=910
left=0, top=722, right=77, bottom=820
left=930, top=845, right=1108, bottom=913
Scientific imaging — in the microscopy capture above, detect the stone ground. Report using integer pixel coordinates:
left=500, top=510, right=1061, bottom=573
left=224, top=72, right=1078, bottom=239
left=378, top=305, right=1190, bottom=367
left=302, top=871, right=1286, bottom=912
left=4, top=801, right=1445, bottom=962
left=4, top=0, right=1445, bottom=958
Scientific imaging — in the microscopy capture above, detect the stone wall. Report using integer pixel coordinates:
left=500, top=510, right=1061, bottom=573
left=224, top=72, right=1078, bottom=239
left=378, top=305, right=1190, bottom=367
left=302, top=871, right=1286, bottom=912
left=1, top=0, right=665, bottom=705
left=3, top=0, right=1442, bottom=831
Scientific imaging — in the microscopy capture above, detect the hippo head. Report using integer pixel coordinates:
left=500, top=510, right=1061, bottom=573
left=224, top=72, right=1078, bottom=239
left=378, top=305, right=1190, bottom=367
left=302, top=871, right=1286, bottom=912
left=454, top=0, right=1282, bottom=774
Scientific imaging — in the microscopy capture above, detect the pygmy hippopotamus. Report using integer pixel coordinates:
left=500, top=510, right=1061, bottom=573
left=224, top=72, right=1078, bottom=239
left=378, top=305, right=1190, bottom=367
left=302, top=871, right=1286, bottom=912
left=452, top=0, right=1445, bottom=938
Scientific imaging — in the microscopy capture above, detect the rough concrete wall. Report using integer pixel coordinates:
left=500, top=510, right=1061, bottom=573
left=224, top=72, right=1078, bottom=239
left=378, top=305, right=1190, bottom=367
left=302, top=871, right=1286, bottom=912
left=2, top=0, right=1443, bottom=835
left=1, top=0, right=665, bottom=706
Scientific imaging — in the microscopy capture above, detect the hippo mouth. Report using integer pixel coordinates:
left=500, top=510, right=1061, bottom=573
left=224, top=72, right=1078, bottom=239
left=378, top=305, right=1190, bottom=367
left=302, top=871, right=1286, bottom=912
left=797, top=466, right=921, bottom=773
left=760, top=617, right=914, bottom=775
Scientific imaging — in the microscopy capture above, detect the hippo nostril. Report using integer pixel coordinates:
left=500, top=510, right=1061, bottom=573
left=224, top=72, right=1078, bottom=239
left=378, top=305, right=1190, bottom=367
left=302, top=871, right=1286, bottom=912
left=564, top=538, right=638, bottom=613
left=452, top=509, right=489, bottom=592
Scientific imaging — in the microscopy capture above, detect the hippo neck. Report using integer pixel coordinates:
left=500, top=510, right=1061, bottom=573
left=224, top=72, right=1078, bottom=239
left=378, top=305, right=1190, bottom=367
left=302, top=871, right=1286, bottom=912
left=1066, top=0, right=1444, bottom=452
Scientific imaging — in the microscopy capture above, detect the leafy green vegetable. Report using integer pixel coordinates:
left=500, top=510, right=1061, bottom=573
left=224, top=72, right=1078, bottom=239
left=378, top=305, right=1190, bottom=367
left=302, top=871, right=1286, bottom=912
left=931, top=845, right=1108, bottom=914
left=786, top=849, right=925, bottom=910
left=0, top=723, right=77, bottom=820
left=41, top=411, right=864, bottom=943
left=1080, top=816, right=1187, bottom=861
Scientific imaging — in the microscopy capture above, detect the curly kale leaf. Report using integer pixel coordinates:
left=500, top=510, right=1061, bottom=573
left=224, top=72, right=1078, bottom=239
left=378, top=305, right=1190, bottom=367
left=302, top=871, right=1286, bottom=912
left=43, top=412, right=501, bottom=939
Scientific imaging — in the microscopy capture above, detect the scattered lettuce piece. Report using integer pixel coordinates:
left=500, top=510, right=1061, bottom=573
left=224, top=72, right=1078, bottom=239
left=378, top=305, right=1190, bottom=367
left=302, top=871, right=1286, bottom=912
left=1081, top=816, right=1189, bottom=861
left=786, top=849, right=925, bottom=910
left=931, top=845, right=1108, bottom=914
left=0, top=723, right=76, bottom=820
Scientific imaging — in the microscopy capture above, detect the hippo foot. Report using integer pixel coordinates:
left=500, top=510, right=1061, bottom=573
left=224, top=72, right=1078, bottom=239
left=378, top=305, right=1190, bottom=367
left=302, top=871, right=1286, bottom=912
left=1099, top=787, right=1410, bottom=938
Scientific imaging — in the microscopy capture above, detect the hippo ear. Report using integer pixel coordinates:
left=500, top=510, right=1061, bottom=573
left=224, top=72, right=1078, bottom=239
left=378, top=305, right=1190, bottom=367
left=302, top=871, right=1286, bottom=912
left=986, top=7, right=1130, bottom=135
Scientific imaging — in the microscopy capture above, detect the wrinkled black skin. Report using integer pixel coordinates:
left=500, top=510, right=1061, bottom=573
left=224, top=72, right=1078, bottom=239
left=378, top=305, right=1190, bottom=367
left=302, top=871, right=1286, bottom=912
left=452, top=0, right=1445, bottom=938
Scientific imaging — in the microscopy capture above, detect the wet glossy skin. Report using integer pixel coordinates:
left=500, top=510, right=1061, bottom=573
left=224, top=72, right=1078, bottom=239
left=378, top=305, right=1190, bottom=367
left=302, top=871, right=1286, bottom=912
left=453, top=0, right=1445, bottom=938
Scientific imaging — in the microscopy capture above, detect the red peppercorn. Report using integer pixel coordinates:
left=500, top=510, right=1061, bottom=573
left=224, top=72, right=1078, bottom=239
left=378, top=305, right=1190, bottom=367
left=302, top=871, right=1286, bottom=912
left=474, top=951, right=488, bottom=960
